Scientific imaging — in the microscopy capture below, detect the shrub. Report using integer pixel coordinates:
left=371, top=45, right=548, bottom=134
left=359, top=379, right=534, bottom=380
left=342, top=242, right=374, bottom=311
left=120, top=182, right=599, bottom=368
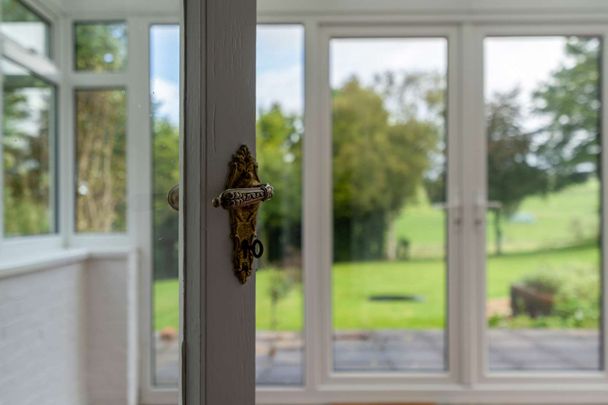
left=520, top=268, right=561, bottom=295
left=495, top=265, right=600, bottom=329
left=554, top=266, right=599, bottom=328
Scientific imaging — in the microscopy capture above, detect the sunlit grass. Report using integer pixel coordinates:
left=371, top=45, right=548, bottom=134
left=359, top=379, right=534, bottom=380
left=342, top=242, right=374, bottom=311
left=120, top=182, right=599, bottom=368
left=154, top=180, right=601, bottom=332
left=154, top=244, right=598, bottom=331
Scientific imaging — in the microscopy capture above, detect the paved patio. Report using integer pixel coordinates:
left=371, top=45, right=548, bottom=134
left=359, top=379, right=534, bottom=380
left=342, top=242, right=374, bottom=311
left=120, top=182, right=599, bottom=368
left=154, top=329, right=600, bottom=386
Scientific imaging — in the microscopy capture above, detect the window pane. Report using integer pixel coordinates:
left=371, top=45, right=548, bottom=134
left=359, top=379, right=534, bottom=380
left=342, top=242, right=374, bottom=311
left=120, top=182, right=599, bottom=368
left=75, top=89, right=127, bottom=233
left=2, top=59, right=56, bottom=236
left=74, top=22, right=127, bottom=72
left=256, top=24, right=304, bottom=386
left=330, top=38, right=448, bottom=372
left=485, top=37, right=602, bottom=371
left=1, top=0, right=51, bottom=57
left=150, top=24, right=180, bottom=387
left=149, top=24, right=306, bottom=388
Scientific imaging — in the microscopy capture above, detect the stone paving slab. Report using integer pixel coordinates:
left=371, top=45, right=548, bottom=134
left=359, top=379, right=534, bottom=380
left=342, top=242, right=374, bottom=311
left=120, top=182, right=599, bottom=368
left=154, top=329, right=600, bottom=386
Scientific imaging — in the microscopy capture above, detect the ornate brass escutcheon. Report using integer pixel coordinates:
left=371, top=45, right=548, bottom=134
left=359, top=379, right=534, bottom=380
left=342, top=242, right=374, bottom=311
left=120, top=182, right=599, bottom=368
left=166, top=145, right=272, bottom=284
left=213, top=145, right=273, bottom=284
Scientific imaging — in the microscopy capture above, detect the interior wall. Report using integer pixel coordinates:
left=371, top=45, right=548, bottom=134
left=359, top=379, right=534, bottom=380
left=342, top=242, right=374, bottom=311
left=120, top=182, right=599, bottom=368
left=0, top=251, right=138, bottom=405
left=85, top=253, right=139, bottom=405
left=0, top=261, right=87, bottom=405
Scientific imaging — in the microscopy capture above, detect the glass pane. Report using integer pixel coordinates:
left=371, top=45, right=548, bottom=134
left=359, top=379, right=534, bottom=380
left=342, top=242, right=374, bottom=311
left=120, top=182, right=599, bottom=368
left=75, top=89, right=127, bottom=233
left=2, top=58, right=56, bottom=236
left=256, top=24, right=304, bottom=386
left=149, top=24, right=305, bottom=388
left=330, top=38, right=448, bottom=372
left=485, top=36, right=602, bottom=371
left=150, top=24, right=180, bottom=386
left=1, top=0, right=51, bottom=57
left=74, top=22, right=127, bottom=72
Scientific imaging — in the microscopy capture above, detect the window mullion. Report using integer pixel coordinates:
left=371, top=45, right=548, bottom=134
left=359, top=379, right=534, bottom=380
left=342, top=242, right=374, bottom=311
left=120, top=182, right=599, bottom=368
left=446, top=25, right=463, bottom=383
left=59, top=17, right=72, bottom=247
left=600, top=29, right=608, bottom=376
left=0, top=35, right=4, bottom=248
left=128, top=15, right=158, bottom=396
left=459, top=23, right=486, bottom=385
left=302, top=18, right=325, bottom=390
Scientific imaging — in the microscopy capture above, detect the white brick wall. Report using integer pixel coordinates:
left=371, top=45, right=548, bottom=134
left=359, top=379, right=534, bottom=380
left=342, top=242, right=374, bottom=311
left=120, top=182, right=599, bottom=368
left=85, top=254, right=138, bottom=405
left=0, top=262, right=87, bottom=405
left=0, top=250, right=138, bottom=405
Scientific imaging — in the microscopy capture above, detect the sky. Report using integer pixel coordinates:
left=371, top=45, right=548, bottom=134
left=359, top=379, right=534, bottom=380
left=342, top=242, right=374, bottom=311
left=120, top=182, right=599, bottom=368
left=256, top=25, right=304, bottom=115
left=150, top=25, right=587, bottom=130
left=330, top=38, right=447, bottom=88
left=484, top=37, right=566, bottom=98
left=150, top=25, right=181, bottom=126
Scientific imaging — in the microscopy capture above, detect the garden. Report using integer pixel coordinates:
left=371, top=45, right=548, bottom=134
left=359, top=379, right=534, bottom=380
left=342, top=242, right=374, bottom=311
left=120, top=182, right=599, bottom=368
left=152, top=37, right=601, bottom=337
left=154, top=179, right=601, bottom=333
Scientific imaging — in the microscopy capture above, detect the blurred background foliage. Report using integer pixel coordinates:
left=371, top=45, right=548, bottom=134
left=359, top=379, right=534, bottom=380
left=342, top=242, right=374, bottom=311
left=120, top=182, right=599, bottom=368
left=1, top=23, right=601, bottom=331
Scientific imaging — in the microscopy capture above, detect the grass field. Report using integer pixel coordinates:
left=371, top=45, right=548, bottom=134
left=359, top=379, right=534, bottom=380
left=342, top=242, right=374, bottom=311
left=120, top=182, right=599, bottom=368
left=154, top=180, right=601, bottom=332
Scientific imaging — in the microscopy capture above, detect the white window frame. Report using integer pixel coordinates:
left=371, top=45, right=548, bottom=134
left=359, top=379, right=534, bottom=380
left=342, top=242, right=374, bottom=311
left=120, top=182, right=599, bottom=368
left=58, top=14, right=181, bottom=405
left=66, top=17, right=132, bottom=248
left=254, top=7, right=608, bottom=405
left=4, top=1, right=608, bottom=404
left=0, top=0, right=63, bottom=260
left=127, top=17, right=181, bottom=405
left=142, top=8, right=608, bottom=405
left=468, top=23, right=608, bottom=387
left=312, top=24, right=461, bottom=388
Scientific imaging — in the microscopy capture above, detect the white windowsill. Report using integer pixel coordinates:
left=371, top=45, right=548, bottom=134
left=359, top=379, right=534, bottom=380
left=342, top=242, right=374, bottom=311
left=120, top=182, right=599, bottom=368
left=0, top=246, right=136, bottom=280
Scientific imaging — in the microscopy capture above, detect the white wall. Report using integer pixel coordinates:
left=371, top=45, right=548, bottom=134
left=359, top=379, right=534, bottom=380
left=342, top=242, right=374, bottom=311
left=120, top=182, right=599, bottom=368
left=85, top=253, right=138, bottom=405
left=0, top=250, right=138, bottom=405
left=0, top=260, right=87, bottom=405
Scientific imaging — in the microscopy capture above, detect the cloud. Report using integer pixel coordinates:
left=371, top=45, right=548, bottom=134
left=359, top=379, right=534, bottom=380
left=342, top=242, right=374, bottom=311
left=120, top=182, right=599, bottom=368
left=256, top=64, right=303, bottom=115
left=257, top=26, right=304, bottom=72
left=256, top=26, right=304, bottom=115
left=330, top=39, right=447, bottom=88
left=151, top=77, right=180, bottom=126
left=485, top=37, right=565, bottom=97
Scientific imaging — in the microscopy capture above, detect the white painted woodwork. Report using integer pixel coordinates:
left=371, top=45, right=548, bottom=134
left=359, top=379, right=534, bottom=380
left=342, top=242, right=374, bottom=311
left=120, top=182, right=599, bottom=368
left=2, top=1, right=608, bottom=405
left=181, top=0, right=257, bottom=404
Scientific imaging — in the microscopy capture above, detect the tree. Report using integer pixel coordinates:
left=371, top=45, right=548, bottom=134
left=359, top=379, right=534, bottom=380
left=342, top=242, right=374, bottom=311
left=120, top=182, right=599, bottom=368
left=373, top=70, right=446, bottom=124
left=486, top=89, right=548, bottom=255
left=256, top=106, right=303, bottom=335
left=532, top=37, right=601, bottom=191
left=332, top=77, right=439, bottom=261
left=374, top=70, right=448, bottom=208
left=2, top=0, right=42, bottom=22
left=256, top=104, right=303, bottom=265
left=485, top=37, right=600, bottom=255
left=3, top=79, right=52, bottom=236
left=75, top=23, right=127, bottom=72
left=75, top=90, right=127, bottom=232
left=63, top=22, right=130, bottom=233
left=152, top=114, right=179, bottom=279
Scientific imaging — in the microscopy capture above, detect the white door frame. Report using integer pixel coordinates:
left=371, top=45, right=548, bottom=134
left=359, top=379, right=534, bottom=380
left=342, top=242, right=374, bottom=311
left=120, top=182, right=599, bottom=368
left=467, top=23, right=608, bottom=386
left=182, top=0, right=257, bottom=404
left=312, top=24, right=462, bottom=387
left=257, top=17, right=608, bottom=405
left=147, top=5, right=608, bottom=404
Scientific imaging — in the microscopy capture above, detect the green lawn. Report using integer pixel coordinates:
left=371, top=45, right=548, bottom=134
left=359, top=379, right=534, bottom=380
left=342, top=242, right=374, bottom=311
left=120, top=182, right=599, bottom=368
left=154, top=243, right=598, bottom=331
left=396, top=179, right=600, bottom=258
left=154, top=179, right=601, bottom=332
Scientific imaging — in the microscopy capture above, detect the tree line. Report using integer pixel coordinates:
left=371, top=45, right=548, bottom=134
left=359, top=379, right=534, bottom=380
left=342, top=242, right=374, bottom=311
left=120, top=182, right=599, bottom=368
left=2, top=33, right=599, bottom=278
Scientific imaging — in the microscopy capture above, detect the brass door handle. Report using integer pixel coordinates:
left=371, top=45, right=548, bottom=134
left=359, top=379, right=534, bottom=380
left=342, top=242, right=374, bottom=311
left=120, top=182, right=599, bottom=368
left=167, top=184, right=180, bottom=211
left=212, top=184, right=273, bottom=209
left=167, top=145, right=273, bottom=284
left=214, top=145, right=273, bottom=284
left=168, top=183, right=273, bottom=211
